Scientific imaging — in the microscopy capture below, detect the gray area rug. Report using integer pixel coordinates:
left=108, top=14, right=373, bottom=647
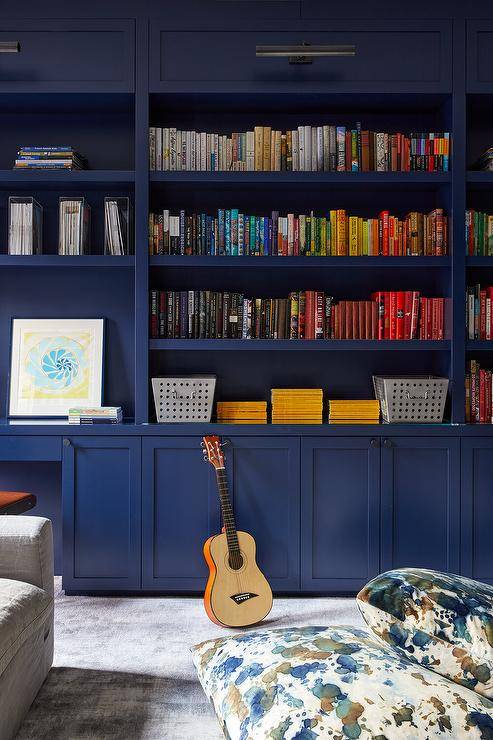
left=17, top=579, right=361, bottom=739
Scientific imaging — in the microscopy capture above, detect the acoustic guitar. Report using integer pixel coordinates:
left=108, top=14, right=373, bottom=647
left=201, top=435, right=273, bottom=628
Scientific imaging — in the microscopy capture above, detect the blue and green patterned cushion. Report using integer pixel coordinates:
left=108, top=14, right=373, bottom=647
left=357, top=568, right=493, bottom=699
left=191, top=625, right=493, bottom=739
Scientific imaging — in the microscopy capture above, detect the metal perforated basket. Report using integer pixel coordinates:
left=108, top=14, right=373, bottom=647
left=152, top=376, right=216, bottom=423
left=373, top=375, right=449, bottom=424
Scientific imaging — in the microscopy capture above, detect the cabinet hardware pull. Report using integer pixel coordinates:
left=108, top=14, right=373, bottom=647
left=370, top=438, right=379, bottom=447
left=256, top=43, right=356, bottom=65
left=383, top=439, right=392, bottom=448
left=0, top=42, right=20, bottom=53
left=63, top=438, right=71, bottom=447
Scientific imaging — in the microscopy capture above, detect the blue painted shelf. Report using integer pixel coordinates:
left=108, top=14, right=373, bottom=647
left=0, top=255, right=134, bottom=267
left=150, top=256, right=451, bottom=268
left=150, top=171, right=451, bottom=187
left=0, top=170, right=135, bottom=186
left=466, top=171, right=493, bottom=187
left=466, top=341, right=493, bottom=350
left=150, top=339, right=450, bottom=351
left=466, top=257, right=493, bottom=266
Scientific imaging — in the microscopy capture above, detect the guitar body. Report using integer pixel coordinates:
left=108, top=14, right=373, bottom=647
left=204, top=530, right=273, bottom=628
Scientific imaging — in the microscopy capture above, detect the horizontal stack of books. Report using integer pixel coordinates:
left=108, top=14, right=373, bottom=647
left=466, top=210, right=493, bottom=256
left=150, top=289, right=445, bottom=341
left=475, top=147, right=493, bottom=171
left=466, top=284, right=493, bottom=340
left=465, top=361, right=493, bottom=423
left=271, top=389, right=323, bottom=424
left=68, top=407, right=123, bottom=425
left=149, top=126, right=450, bottom=172
left=328, top=400, right=380, bottom=425
left=14, top=146, right=86, bottom=170
left=216, top=401, right=267, bottom=424
left=148, top=207, right=448, bottom=257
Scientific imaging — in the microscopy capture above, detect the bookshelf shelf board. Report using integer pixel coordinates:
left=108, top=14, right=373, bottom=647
left=466, top=171, right=493, bottom=187
left=0, top=170, right=135, bottom=187
left=149, top=339, right=450, bottom=351
left=466, top=256, right=493, bottom=266
left=0, top=255, right=135, bottom=267
left=466, top=341, right=493, bottom=350
left=150, top=256, right=451, bottom=268
left=150, top=171, right=451, bottom=188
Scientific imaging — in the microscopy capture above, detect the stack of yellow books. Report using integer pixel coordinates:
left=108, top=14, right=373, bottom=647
left=328, top=400, right=380, bottom=424
left=271, top=388, right=323, bottom=424
left=216, top=401, right=267, bottom=424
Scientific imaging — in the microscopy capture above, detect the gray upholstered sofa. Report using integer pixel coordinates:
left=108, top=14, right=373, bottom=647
left=0, top=516, right=54, bottom=740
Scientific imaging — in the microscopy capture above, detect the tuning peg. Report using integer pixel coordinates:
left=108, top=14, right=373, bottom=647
left=221, top=439, right=230, bottom=447
left=200, top=441, right=205, bottom=447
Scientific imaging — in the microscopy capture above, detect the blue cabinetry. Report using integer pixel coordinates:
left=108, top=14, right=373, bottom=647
left=461, top=438, right=493, bottom=584
left=301, top=437, right=380, bottom=592
left=381, top=437, right=460, bottom=573
left=62, top=437, right=141, bottom=592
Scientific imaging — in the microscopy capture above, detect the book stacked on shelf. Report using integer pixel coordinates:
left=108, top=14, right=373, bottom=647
left=14, top=146, right=86, bottom=170
left=216, top=401, right=267, bottom=424
left=148, top=207, right=447, bottom=257
left=474, top=147, right=493, bottom=172
left=466, top=284, right=493, bottom=340
left=105, top=198, right=131, bottom=256
left=328, top=400, right=380, bottom=425
left=271, top=389, right=323, bottom=424
left=465, top=361, right=493, bottom=423
left=466, top=210, right=493, bottom=255
left=149, top=289, right=445, bottom=341
left=149, top=126, right=450, bottom=172
left=68, top=407, right=123, bottom=425
left=8, top=197, right=43, bottom=255
left=59, top=198, right=91, bottom=255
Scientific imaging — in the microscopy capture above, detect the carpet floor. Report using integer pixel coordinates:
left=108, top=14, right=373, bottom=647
left=17, top=579, right=361, bottom=740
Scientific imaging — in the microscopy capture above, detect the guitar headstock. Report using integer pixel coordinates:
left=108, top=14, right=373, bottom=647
left=202, top=435, right=225, bottom=469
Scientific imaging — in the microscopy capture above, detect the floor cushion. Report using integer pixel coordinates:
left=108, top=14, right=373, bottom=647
left=357, top=568, right=493, bottom=699
left=191, top=625, right=493, bottom=739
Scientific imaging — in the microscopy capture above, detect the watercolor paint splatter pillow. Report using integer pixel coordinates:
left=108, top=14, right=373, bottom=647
left=191, top=625, right=493, bottom=739
left=357, top=568, right=493, bottom=699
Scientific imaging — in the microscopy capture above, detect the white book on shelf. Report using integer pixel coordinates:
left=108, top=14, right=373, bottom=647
left=304, top=125, right=311, bottom=171
left=163, top=128, right=170, bottom=171
left=317, top=126, right=324, bottom=172
left=156, top=126, right=162, bottom=171
left=292, top=130, right=299, bottom=171
left=200, top=132, right=207, bottom=171
left=246, top=131, right=255, bottom=171
left=175, top=130, right=182, bottom=170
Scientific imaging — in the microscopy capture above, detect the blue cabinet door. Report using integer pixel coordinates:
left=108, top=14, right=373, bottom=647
left=301, top=437, right=380, bottom=593
left=461, top=438, right=493, bottom=585
left=142, top=437, right=218, bottom=591
left=381, top=437, right=460, bottom=574
left=62, top=437, right=141, bottom=591
left=224, top=437, right=300, bottom=592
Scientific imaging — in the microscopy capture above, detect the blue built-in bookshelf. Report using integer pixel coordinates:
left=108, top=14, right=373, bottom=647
left=2, top=1, right=493, bottom=594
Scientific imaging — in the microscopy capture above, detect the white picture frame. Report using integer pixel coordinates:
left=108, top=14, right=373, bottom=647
left=8, top=318, right=104, bottom=418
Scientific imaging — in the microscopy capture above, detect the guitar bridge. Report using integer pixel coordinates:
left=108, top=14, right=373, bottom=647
left=231, top=592, right=258, bottom=604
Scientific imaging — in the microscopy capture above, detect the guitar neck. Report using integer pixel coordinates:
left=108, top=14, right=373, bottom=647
left=215, top=467, right=240, bottom=554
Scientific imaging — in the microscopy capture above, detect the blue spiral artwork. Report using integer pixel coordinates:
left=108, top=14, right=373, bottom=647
left=26, top=336, right=88, bottom=394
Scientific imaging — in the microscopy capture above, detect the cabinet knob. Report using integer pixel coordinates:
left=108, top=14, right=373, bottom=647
left=383, top=439, right=392, bottom=448
left=63, top=438, right=71, bottom=447
left=370, top=438, right=379, bottom=448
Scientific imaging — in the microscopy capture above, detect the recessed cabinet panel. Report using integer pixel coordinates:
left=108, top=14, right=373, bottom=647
left=0, top=20, right=135, bottom=92
left=467, top=21, right=493, bottom=91
left=461, top=439, right=493, bottom=584
left=301, top=437, right=380, bottom=592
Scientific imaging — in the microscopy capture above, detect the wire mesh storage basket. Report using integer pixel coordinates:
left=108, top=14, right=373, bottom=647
left=152, top=376, right=216, bottom=423
left=373, top=375, right=449, bottom=424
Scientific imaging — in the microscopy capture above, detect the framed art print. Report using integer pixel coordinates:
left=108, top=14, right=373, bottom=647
left=8, top=318, right=104, bottom=418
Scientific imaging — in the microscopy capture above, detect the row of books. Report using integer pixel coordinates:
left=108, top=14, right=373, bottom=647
left=466, top=210, right=493, bottom=256
left=68, top=407, right=123, bottom=425
left=149, top=126, right=450, bottom=172
left=148, top=208, right=448, bottom=257
left=58, top=199, right=91, bottom=255
left=328, top=399, right=380, bottom=424
left=216, top=401, right=267, bottom=424
left=14, top=146, right=86, bottom=170
left=465, top=361, right=493, bottom=424
left=466, top=284, right=493, bottom=340
left=8, top=197, right=43, bottom=255
left=149, top=290, right=445, bottom=341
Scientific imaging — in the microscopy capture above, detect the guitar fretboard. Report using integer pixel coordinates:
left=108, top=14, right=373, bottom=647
left=216, top=467, right=240, bottom=556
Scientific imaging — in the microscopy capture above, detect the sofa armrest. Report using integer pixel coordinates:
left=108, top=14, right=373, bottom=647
left=0, top=516, right=53, bottom=598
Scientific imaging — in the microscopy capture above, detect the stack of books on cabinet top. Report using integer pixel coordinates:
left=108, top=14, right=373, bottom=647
left=68, top=407, right=123, bottom=425
left=328, top=400, right=381, bottom=425
left=14, top=146, right=87, bottom=170
left=148, top=207, right=447, bottom=257
left=271, top=389, right=323, bottom=424
left=150, top=126, right=450, bottom=172
left=216, top=401, right=267, bottom=424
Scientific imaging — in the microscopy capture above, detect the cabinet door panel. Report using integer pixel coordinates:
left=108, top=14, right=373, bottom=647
left=226, top=437, right=300, bottom=591
left=62, top=437, right=141, bottom=591
left=467, top=21, right=493, bottom=92
left=302, top=437, right=380, bottom=592
left=381, top=437, right=460, bottom=573
left=142, top=437, right=218, bottom=590
left=461, top=438, right=493, bottom=584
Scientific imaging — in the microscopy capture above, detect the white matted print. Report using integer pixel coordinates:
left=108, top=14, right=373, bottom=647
left=9, top=318, right=104, bottom=417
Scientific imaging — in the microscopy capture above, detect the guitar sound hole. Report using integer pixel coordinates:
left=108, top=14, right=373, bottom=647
left=229, top=552, right=244, bottom=570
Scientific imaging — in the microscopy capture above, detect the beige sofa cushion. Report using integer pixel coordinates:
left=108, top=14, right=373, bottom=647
left=0, top=578, right=52, bottom=677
